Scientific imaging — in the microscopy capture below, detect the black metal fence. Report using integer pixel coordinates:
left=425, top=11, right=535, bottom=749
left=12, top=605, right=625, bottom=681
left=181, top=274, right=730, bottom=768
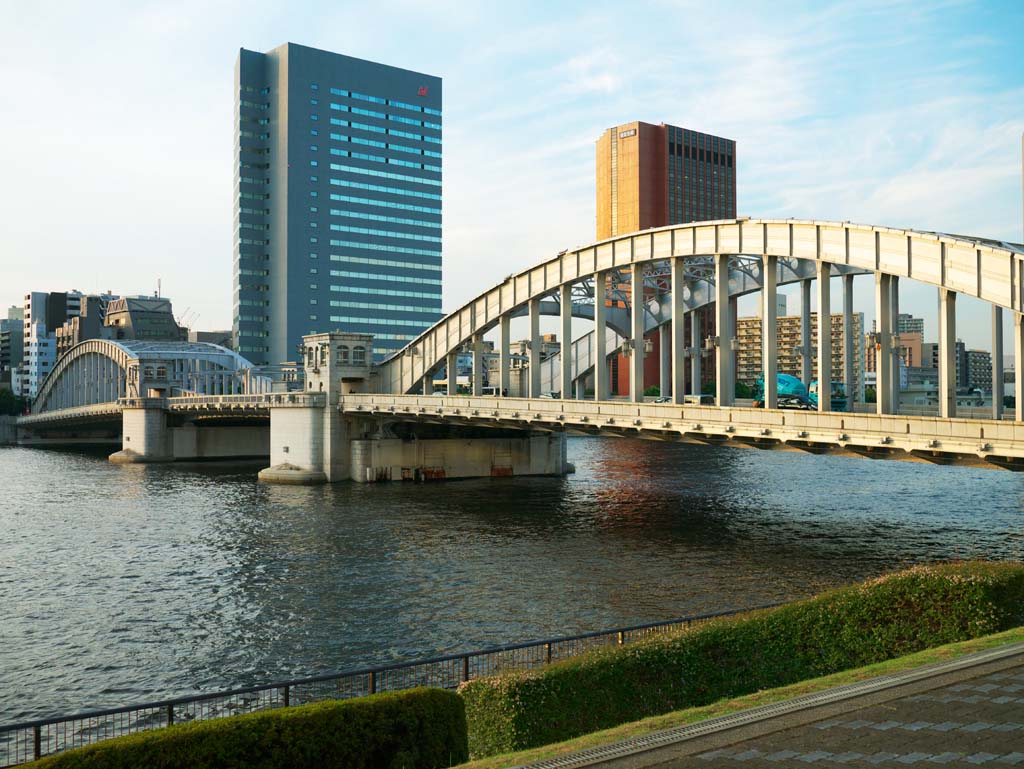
left=0, top=604, right=773, bottom=766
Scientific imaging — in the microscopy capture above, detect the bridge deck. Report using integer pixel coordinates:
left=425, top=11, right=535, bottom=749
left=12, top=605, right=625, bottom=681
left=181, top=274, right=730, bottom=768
left=341, top=394, right=1024, bottom=470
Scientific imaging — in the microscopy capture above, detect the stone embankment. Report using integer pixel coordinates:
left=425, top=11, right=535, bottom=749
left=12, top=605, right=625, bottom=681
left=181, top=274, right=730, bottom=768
left=0, top=416, right=16, bottom=446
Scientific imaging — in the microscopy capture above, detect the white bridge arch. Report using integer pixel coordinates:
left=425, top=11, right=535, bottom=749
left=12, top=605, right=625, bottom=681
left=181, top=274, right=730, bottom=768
left=31, top=339, right=255, bottom=416
left=378, top=218, right=1024, bottom=417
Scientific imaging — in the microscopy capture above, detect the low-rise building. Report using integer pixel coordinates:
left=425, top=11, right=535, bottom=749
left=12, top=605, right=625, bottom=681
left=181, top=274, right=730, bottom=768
left=736, top=312, right=865, bottom=398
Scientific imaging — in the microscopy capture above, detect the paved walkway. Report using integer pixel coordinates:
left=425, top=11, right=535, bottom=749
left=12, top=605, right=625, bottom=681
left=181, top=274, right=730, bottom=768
left=682, top=662, right=1024, bottom=767
left=522, top=643, right=1024, bottom=769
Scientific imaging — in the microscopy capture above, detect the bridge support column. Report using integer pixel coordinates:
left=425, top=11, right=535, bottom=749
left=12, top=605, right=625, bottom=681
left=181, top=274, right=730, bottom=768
left=446, top=350, right=459, bottom=396
left=762, top=254, right=778, bottom=408
left=109, top=398, right=171, bottom=463
left=876, top=273, right=893, bottom=414
left=816, top=261, right=832, bottom=411
left=472, top=333, right=484, bottom=397
left=938, top=288, right=957, bottom=419
left=560, top=283, right=573, bottom=399
left=671, top=257, right=686, bottom=404
left=715, top=253, right=734, bottom=407
left=690, top=309, right=702, bottom=397
left=659, top=323, right=671, bottom=398
left=1014, top=312, right=1024, bottom=421
left=499, top=315, right=511, bottom=397
left=631, top=262, right=645, bottom=402
left=843, top=275, right=855, bottom=408
left=529, top=297, right=542, bottom=398
left=890, top=276, right=901, bottom=413
left=992, top=306, right=1004, bottom=419
left=594, top=271, right=609, bottom=401
left=800, top=279, right=812, bottom=388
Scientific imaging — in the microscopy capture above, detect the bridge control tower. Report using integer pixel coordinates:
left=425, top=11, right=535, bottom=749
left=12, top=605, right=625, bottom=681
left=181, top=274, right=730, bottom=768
left=259, top=331, right=373, bottom=484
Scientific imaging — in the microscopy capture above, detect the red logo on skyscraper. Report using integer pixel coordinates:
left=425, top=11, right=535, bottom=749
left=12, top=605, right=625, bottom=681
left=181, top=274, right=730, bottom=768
left=417, top=86, right=428, bottom=97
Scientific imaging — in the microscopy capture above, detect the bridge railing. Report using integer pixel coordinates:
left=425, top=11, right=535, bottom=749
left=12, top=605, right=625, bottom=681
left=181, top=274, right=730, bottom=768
left=0, top=603, right=773, bottom=767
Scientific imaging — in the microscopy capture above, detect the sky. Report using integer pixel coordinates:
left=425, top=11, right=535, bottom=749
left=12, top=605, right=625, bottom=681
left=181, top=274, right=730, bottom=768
left=1, top=0, right=1022, bottom=351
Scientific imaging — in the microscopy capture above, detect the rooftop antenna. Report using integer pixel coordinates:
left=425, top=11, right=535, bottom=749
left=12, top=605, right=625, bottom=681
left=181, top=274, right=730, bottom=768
left=156, top=278, right=161, bottom=299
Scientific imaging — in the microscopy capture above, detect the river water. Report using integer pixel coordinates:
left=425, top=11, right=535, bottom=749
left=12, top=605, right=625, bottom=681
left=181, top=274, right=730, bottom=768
left=1, top=439, right=1022, bottom=723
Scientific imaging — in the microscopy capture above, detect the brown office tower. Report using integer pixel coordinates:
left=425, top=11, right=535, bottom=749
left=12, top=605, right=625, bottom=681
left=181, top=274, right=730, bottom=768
left=596, top=122, right=736, bottom=240
left=596, top=121, right=736, bottom=395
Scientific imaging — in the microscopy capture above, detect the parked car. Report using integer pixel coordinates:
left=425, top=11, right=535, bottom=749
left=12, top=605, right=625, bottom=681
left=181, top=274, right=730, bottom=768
left=778, top=393, right=815, bottom=410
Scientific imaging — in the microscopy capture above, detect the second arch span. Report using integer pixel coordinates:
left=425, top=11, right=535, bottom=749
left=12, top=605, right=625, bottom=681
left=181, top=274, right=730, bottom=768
left=377, top=218, right=1024, bottom=419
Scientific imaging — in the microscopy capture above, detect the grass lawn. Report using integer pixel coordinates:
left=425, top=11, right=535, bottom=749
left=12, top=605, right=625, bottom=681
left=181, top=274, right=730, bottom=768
left=456, top=626, right=1024, bottom=769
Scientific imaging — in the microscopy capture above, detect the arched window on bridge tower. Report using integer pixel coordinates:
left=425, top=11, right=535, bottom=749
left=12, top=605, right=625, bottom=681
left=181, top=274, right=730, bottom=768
left=305, top=347, right=314, bottom=368
left=337, top=345, right=350, bottom=365
left=352, top=346, right=366, bottom=366
left=319, top=345, right=328, bottom=367
left=143, top=365, right=155, bottom=380
left=155, top=365, right=167, bottom=380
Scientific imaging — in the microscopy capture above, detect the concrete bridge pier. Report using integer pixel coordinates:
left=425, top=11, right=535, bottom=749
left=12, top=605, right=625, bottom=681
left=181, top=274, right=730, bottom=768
left=109, top=397, right=171, bottom=463
left=259, top=331, right=371, bottom=485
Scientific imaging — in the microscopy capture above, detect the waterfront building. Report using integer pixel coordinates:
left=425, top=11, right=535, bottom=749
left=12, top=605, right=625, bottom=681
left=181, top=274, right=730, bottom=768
left=596, top=120, right=736, bottom=394
left=736, top=312, right=866, bottom=397
left=103, top=297, right=188, bottom=342
left=922, top=341, right=967, bottom=388
left=17, top=291, right=86, bottom=399
left=866, top=331, right=922, bottom=372
left=0, top=307, right=25, bottom=391
left=233, top=42, right=443, bottom=365
left=896, top=313, right=924, bottom=336
left=188, top=329, right=234, bottom=349
left=965, top=349, right=993, bottom=393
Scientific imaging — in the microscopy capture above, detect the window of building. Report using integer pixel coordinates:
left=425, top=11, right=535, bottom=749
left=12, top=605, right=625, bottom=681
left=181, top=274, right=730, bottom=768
left=310, top=191, right=318, bottom=197
left=309, top=314, right=318, bottom=321
left=310, top=298, right=317, bottom=305
left=310, top=175, right=318, bottom=182
left=310, top=114, right=318, bottom=120
left=310, top=252, right=318, bottom=258
left=310, top=267, right=318, bottom=274
left=310, top=160, right=318, bottom=167
left=310, top=129, right=319, bottom=136
left=310, top=83, right=319, bottom=91
left=310, top=282, right=318, bottom=289
left=309, top=221, right=318, bottom=228
left=310, top=236, right=318, bottom=243
left=310, top=144, right=318, bottom=151
left=310, top=99, right=319, bottom=106
left=338, top=345, right=350, bottom=364
left=352, top=346, right=367, bottom=365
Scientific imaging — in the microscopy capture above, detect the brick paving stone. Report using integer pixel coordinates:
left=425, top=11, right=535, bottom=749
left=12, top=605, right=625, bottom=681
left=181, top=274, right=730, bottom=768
left=829, top=752, right=865, bottom=763
left=865, top=753, right=901, bottom=764
left=959, top=722, right=994, bottom=732
left=965, top=754, right=1000, bottom=765
left=763, top=750, right=802, bottom=761
left=997, top=753, right=1024, bottom=765
left=927, top=754, right=966, bottom=764
left=902, top=721, right=934, bottom=731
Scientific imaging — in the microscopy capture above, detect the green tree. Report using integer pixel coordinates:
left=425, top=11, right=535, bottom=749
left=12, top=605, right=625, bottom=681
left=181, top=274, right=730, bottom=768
left=643, top=385, right=660, bottom=397
left=0, top=389, right=25, bottom=416
left=864, top=386, right=877, bottom=404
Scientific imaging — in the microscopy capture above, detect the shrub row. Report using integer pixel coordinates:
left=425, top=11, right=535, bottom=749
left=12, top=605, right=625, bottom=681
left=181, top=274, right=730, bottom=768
left=459, top=561, right=1024, bottom=757
left=28, top=687, right=467, bottom=769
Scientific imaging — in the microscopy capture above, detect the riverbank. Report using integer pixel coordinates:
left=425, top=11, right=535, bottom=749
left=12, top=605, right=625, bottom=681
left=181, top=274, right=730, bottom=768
left=0, top=416, right=15, bottom=446
left=456, top=626, right=1024, bottom=769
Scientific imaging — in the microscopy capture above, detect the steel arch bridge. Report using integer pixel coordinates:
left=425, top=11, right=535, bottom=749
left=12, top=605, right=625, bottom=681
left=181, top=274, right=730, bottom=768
left=376, top=218, right=1024, bottom=418
left=23, top=339, right=256, bottom=425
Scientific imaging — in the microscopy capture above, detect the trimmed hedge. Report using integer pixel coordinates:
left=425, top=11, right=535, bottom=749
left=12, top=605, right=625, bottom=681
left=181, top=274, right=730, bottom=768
left=459, top=561, right=1024, bottom=757
left=27, top=687, right=467, bottom=769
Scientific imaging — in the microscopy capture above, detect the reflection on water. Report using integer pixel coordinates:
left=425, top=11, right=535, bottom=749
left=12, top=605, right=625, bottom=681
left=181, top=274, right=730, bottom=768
left=0, top=438, right=1021, bottom=722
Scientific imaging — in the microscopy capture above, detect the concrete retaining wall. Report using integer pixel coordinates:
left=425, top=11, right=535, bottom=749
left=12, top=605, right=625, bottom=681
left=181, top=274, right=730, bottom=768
left=0, top=416, right=16, bottom=446
left=349, top=433, right=568, bottom=483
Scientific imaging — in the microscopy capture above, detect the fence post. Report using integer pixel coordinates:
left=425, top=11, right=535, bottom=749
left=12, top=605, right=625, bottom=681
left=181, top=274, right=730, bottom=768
left=369, top=671, right=377, bottom=695
left=545, top=642, right=552, bottom=665
left=461, top=655, right=470, bottom=683
left=33, top=725, right=41, bottom=761
left=166, top=704, right=174, bottom=726
left=617, top=631, right=624, bottom=645
left=282, top=685, right=290, bottom=707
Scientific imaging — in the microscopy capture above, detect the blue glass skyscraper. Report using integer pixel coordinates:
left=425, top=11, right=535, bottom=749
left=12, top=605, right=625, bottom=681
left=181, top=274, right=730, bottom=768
left=233, top=43, right=442, bottom=364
